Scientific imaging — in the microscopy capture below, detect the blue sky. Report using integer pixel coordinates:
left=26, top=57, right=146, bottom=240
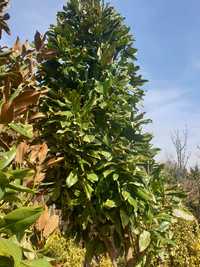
left=2, top=0, right=200, bottom=165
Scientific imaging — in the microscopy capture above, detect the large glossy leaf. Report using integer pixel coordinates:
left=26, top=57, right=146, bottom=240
left=1, top=207, right=43, bottom=234
left=82, top=181, right=94, bottom=200
left=8, top=169, right=34, bottom=180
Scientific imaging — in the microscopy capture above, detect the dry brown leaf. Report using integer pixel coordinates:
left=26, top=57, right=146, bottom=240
left=47, top=157, right=64, bottom=167
left=13, top=36, right=22, bottom=53
left=34, top=31, right=43, bottom=51
left=14, top=88, right=41, bottom=110
left=43, top=215, right=59, bottom=238
left=0, top=101, right=14, bottom=123
left=15, top=142, right=29, bottom=164
left=35, top=205, right=49, bottom=232
left=29, top=145, right=40, bottom=163
left=29, top=112, right=46, bottom=121
left=38, top=143, right=48, bottom=164
left=34, top=170, right=46, bottom=184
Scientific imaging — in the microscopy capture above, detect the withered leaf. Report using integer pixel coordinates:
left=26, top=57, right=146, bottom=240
left=0, top=101, right=14, bottom=123
left=34, top=169, right=46, bottom=184
left=15, top=142, right=29, bottom=164
left=13, top=36, right=22, bottom=53
left=29, top=145, right=40, bottom=163
left=35, top=205, right=49, bottom=232
left=38, top=143, right=48, bottom=164
left=46, top=157, right=64, bottom=167
left=14, top=88, right=41, bottom=110
left=43, top=215, right=59, bottom=238
left=34, top=31, right=43, bottom=51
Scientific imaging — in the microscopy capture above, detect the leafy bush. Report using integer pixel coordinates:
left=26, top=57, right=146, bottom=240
left=0, top=2, right=54, bottom=266
left=150, top=219, right=200, bottom=266
left=45, top=232, right=114, bottom=267
left=38, top=0, right=188, bottom=266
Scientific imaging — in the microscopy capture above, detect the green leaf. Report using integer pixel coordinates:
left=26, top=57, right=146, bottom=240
left=9, top=123, right=33, bottom=139
left=122, top=190, right=137, bottom=210
left=0, top=147, right=16, bottom=170
left=0, top=187, right=5, bottom=200
left=0, top=238, right=22, bottom=267
left=8, top=169, right=34, bottom=180
left=66, top=171, right=78, bottom=188
left=7, top=183, right=35, bottom=194
left=113, top=173, right=119, bottom=181
left=103, top=169, right=115, bottom=178
left=103, top=199, right=117, bottom=208
left=0, top=171, right=8, bottom=186
left=1, top=207, right=43, bottom=235
left=139, top=230, right=151, bottom=252
left=82, top=181, right=94, bottom=200
left=136, top=188, right=154, bottom=203
left=120, top=209, right=129, bottom=228
left=173, top=208, right=195, bottom=221
left=87, top=173, right=98, bottom=183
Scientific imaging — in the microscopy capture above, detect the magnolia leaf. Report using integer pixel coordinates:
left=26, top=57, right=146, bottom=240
left=87, top=173, right=98, bottom=183
left=120, top=209, right=129, bottom=228
left=136, top=188, right=154, bottom=203
left=7, top=183, right=35, bottom=194
left=173, top=208, right=195, bottom=221
left=1, top=207, right=43, bottom=235
left=103, top=199, right=117, bottom=208
left=103, top=169, right=114, bottom=178
left=122, top=190, right=137, bottom=210
left=113, top=173, right=119, bottom=181
left=66, top=171, right=78, bottom=188
left=8, top=169, right=34, bottom=180
left=0, top=146, right=16, bottom=170
left=82, top=181, right=94, bottom=200
left=9, top=123, right=33, bottom=139
left=139, top=230, right=151, bottom=252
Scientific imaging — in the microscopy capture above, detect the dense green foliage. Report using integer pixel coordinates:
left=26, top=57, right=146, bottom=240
left=38, top=0, right=190, bottom=265
left=1, top=0, right=199, bottom=266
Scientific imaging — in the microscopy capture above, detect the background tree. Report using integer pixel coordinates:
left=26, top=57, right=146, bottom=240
left=171, top=127, right=190, bottom=180
left=39, top=0, right=187, bottom=266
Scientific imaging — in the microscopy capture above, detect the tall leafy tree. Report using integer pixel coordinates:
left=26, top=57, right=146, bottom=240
left=39, top=0, right=187, bottom=266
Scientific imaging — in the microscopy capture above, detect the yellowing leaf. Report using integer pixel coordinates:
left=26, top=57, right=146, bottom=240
left=139, top=230, right=151, bottom=252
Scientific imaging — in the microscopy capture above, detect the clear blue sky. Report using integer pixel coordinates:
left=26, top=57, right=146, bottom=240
left=2, top=0, right=200, bottom=165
